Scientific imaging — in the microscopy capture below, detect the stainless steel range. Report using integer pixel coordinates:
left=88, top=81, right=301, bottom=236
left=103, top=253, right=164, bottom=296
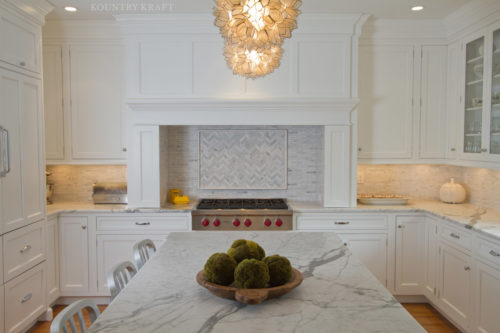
left=191, top=199, right=293, bottom=231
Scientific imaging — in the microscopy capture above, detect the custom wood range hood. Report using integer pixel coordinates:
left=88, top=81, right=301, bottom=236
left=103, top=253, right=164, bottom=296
left=117, top=13, right=369, bottom=208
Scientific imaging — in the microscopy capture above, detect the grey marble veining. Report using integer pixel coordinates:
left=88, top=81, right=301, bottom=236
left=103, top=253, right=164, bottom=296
left=88, top=232, right=424, bottom=333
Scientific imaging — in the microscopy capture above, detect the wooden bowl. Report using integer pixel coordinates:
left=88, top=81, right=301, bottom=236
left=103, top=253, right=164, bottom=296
left=196, top=268, right=303, bottom=305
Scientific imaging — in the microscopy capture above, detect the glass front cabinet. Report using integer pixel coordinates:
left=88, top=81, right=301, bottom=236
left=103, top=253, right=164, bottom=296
left=461, top=22, right=500, bottom=162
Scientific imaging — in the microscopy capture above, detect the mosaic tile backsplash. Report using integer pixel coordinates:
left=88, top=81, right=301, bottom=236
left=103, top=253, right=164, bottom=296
left=198, top=129, right=287, bottom=189
left=161, top=126, right=324, bottom=203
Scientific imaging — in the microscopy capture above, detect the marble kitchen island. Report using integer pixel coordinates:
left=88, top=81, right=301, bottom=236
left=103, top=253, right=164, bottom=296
left=89, top=232, right=424, bottom=333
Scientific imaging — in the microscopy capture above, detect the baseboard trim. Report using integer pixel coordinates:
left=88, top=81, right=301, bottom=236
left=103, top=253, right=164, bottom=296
left=395, top=295, right=428, bottom=303
left=55, top=296, right=111, bottom=305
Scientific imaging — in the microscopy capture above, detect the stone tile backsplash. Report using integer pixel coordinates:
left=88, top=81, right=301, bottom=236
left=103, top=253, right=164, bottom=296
left=358, top=164, right=500, bottom=210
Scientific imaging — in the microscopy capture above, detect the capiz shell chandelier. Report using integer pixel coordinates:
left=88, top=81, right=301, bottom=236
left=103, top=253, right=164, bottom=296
left=224, top=43, right=283, bottom=78
left=214, top=0, right=302, bottom=48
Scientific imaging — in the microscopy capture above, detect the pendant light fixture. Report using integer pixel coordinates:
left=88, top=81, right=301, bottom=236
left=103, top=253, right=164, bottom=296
left=224, top=43, right=283, bottom=78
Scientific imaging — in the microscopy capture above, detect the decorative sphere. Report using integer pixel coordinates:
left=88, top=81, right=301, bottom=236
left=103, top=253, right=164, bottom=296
left=263, top=255, right=292, bottom=286
left=440, top=178, right=466, bottom=204
left=234, top=259, right=270, bottom=288
left=227, top=239, right=266, bottom=263
left=204, top=253, right=237, bottom=286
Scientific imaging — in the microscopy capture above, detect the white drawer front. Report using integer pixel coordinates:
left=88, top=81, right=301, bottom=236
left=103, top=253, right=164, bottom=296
left=476, top=237, right=500, bottom=267
left=296, top=214, right=388, bottom=231
left=96, top=215, right=190, bottom=232
left=5, top=263, right=45, bottom=333
left=3, top=221, right=45, bottom=282
left=439, top=223, right=472, bottom=252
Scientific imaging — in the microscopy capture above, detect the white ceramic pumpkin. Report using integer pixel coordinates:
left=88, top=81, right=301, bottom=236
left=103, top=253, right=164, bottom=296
left=439, top=178, right=466, bottom=204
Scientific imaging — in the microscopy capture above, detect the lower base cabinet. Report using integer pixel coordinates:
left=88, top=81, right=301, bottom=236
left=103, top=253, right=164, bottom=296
left=4, top=263, right=46, bottom=333
left=473, top=260, right=500, bottom=333
left=338, top=233, right=387, bottom=286
left=0, top=284, right=4, bottom=333
left=46, top=216, right=60, bottom=304
left=96, top=235, right=166, bottom=294
left=437, top=242, right=472, bottom=331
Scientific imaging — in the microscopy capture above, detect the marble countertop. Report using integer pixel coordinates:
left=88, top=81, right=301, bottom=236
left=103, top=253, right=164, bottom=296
left=88, top=232, right=424, bottom=333
left=290, top=199, right=500, bottom=241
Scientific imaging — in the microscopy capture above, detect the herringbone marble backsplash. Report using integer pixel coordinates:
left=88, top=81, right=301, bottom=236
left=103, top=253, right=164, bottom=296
left=160, top=126, right=324, bottom=203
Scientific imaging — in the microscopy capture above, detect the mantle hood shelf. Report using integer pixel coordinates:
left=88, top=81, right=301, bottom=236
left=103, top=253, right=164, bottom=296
left=125, top=98, right=359, bottom=126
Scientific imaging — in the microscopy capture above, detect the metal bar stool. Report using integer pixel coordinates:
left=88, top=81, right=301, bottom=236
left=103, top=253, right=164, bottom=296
left=107, top=261, right=137, bottom=301
left=50, top=299, right=100, bottom=333
left=133, top=239, right=157, bottom=269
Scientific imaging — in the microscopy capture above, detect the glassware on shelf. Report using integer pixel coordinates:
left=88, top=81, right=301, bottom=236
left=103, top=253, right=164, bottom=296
left=491, top=28, right=500, bottom=155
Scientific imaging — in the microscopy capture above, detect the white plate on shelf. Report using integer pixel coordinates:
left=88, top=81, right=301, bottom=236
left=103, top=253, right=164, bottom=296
left=358, top=197, right=409, bottom=206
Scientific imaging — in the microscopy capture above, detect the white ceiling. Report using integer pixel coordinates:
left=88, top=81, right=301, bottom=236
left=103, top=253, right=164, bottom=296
left=46, top=0, right=475, bottom=21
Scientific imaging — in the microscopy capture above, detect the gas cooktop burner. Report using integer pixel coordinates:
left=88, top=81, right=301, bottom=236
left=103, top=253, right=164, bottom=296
left=196, top=198, right=289, bottom=210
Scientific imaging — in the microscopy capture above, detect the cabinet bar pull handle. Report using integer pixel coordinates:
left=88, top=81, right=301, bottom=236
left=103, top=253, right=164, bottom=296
left=81, top=225, right=87, bottom=230
left=334, top=221, right=349, bottom=225
left=136, top=222, right=151, bottom=226
left=398, top=225, right=405, bottom=229
left=20, top=245, right=31, bottom=253
left=489, top=250, right=500, bottom=257
left=450, top=233, right=460, bottom=239
left=21, top=293, right=32, bottom=303
left=0, top=127, right=9, bottom=176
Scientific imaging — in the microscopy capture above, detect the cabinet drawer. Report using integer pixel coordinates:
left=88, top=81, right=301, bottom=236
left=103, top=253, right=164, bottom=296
left=3, top=221, right=45, bottom=282
left=5, top=263, right=45, bottom=333
left=476, top=237, right=500, bottom=267
left=439, top=223, right=472, bottom=252
left=0, top=10, right=41, bottom=73
left=296, top=214, right=388, bottom=231
left=96, top=215, right=190, bottom=232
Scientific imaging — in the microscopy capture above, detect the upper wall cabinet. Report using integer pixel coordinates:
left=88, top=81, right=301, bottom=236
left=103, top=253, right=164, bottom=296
left=0, top=7, right=41, bottom=74
left=119, top=14, right=367, bottom=101
left=43, top=43, right=126, bottom=164
left=460, top=22, right=500, bottom=164
left=358, top=44, right=415, bottom=159
left=358, top=43, right=448, bottom=163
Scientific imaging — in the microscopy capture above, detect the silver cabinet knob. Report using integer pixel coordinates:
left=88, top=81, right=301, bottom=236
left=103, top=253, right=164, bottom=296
left=20, top=245, right=31, bottom=253
left=450, top=148, right=456, bottom=152
left=489, top=250, right=500, bottom=257
left=19, top=61, right=26, bottom=66
left=81, top=225, right=87, bottom=230
left=122, top=147, right=127, bottom=152
left=398, top=225, right=405, bottom=229
left=358, top=147, right=362, bottom=152
left=464, top=266, right=471, bottom=271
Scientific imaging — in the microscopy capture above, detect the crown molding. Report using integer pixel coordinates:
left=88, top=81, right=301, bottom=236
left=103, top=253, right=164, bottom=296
left=42, top=20, right=123, bottom=41
left=360, top=18, right=447, bottom=41
left=2, top=0, right=53, bottom=25
left=445, top=0, right=500, bottom=40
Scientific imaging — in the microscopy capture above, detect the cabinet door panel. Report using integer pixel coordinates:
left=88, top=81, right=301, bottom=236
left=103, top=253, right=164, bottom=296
left=474, top=261, right=500, bottom=333
left=420, top=45, right=447, bottom=158
left=59, top=216, right=89, bottom=294
left=0, top=284, right=4, bottom=333
left=358, top=45, right=414, bottom=159
left=423, top=218, right=438, bottom=300
left=20, top=77, right=44, bottom=223
left=0, top=69, right=23, bottom=233
left=338, top=233, right=387, bottom=286
left=0, top=10, right=40, bottom=73
left=69, top=44, right=124, bottom=160
left=96, top=235, right=165, bottom=294
left=438, top=243, right=471, bottom=330
left=43, top=45, right=64, bottom=160
left=395, top=216, right=426, bottom=293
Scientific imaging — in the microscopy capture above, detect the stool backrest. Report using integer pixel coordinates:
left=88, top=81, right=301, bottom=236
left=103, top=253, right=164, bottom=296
left=50, top=299, right=100, bottom=333
left=133, top=239, right=157, bottom=269
left=107, top=261, right=137, bottom=301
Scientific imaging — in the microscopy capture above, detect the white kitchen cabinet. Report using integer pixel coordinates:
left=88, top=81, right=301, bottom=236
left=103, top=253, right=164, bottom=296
left=419, top=45, right=448, bottom=159
left=446, top=41, right=463, bottom=159
left=423, top=217, right=438, bottom=301
left=46, top=215, right=60, bottom=305
left=42, top=45, right=64, bottom=161
left=324, top=126, right=351, bottom=207
left=394, top=216, right=426, bottom=294
left=0, top=8, right=41, bottom=74
left=338, top=233, right=387, bottom=286
left=68, top=44, right=125, bottom=161
left=96, top=234, right=165, bottom=294
left=473, top=260, right=500, bottom=333
left=437, top=242, right=472, bottom=330
left=0, top=68, right=45, bottom=234
left=59, top=216, right=89, bottom=295
left=358, top=44, right=414, bottom=160
left=0, top=284, right=4, bottom=333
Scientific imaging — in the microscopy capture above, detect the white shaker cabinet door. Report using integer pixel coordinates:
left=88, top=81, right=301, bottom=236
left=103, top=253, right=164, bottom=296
left=68, top=44, right=125, bottom=160
left=473, top=260, right=500, bottom=333
left=43, top=45, right=64, bottom=161
left=46, top=215, right=60, bottom=304
left=0, top=284, right=4, bottom=333
left=358, top=44, right=414, bottom=160
left=394, top=216, right=426, bottom=294
left=338, top=233, right=387, bottom=286
left=437, top=242, right=472, bottom=331
left=59, top=216, right=89, bottom=295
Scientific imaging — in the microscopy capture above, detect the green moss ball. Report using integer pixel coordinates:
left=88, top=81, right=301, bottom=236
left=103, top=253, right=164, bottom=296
left=263, top=255, right=292, bottom=287
left=234, top=259, right=270, bottom=289
left=204, top=253, right=237, bottom=286
left=227, top=239, right=265, bottom=263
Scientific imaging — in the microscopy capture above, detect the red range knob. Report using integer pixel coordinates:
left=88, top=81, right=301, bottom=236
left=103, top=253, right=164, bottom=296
left=202, top=219, right=210, bottom=227
left=233, top=219, right=240, bottom=227
left=213, top=219, right=221, bottom=227
left=264, top=219, right=272, bottom=227
left=244, top=219, right=252, bottom=227
left=276, top=219, right=283, bottom=227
